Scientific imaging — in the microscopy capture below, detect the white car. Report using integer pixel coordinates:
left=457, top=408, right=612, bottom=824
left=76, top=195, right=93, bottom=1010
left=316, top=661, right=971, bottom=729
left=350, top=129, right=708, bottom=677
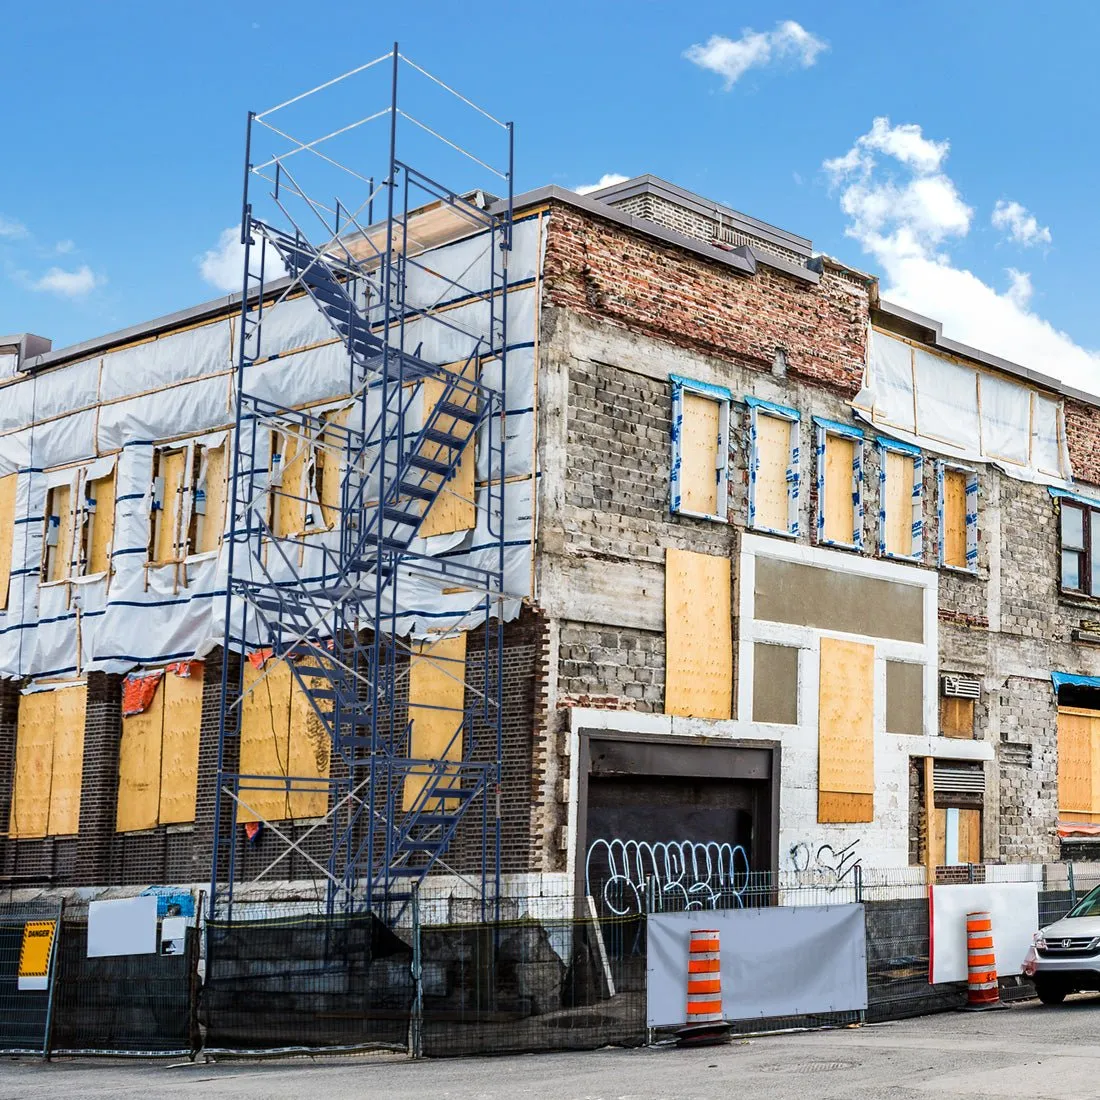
left=1027, top=886, right=1100, bottom=1004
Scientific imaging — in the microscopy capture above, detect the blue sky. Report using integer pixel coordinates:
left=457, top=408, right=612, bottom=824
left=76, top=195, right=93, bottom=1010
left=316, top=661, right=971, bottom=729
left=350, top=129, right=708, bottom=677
left=2, top=2, right=1098, bottom=392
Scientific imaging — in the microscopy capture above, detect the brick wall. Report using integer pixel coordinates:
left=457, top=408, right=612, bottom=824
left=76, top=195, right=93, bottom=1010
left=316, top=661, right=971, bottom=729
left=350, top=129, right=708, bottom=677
left=542, top=202, right=869, bottom=395
left=1064, top=398, right=1100, bottom=484
left=557, top=622, right=664, bottom=712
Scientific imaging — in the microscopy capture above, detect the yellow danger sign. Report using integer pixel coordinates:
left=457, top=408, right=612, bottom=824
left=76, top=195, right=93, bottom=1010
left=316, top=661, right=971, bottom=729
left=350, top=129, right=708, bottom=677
left=18, top=920, right=57, bottom=991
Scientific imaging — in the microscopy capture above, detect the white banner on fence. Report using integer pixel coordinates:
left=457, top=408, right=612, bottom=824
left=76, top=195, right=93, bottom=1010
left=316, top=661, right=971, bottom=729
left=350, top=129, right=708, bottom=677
left=646, top=905, right=868, bottom=1028
left=87, top=895, right=158, bottom=958
left=929, top=882, right=1039, bottom=984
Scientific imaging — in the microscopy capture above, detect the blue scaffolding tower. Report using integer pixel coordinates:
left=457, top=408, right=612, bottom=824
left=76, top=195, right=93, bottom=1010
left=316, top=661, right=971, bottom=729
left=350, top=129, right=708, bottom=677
left=209, top=45, right=513, bottom=921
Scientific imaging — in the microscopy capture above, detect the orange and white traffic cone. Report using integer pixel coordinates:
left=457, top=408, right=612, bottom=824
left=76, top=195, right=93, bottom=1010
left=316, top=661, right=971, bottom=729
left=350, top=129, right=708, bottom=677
left=677, top=928, right=731, bottom=1045
left=965, top=910, right=1005, bottom=1010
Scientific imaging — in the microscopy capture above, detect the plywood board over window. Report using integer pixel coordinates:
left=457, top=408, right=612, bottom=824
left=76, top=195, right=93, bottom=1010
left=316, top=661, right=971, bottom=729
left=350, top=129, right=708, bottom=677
left=680, top=392, right=721, bottom=516
left=664, top=548, right=732, bottom=719
left=270, top=429, right=309, bottom=538
left=43, top=482, right=76, bottom=582
left=884, top=451, right=916, bottom=556
left=942, top=468, right=968, bottom=569
left=1058, top=706, right=1100, bottom=822
left=193, top=443, right=227, bottom=555
left=152, top=449, right=188, bottom=563
left=818, top=637, right=874, bottom=823
left=9, top=684, right=87, bottom=839
left=83, top=468, right=116, bottom=576
left=823, top=435, right=856, bottom=544
left=754, top=413, right=792, bottom=532
left=319, top=407, right=351, bottom=530
left=419, top=361, right=478, bottom=539
left=403, top=632, right=467, bottom=811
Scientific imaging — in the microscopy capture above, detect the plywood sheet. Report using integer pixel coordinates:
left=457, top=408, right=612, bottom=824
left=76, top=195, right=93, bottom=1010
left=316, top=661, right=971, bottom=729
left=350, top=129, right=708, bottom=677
left=320, top=407, right=350, bottom=529
left=754, top=413, right=790, bottom=531
left=680, top=393, right=720, bottom=515
left=941, top=696, right=975, bottom=739
left=943, top=468, right=968, bottom=568
left=154, top=450, right=187, bottom=563
left=818, top=791, right=873, bottom=823
left=116, top=679, right=164, bottom=833
left=1058, top=707, right=1095, bottom=817
left=197, top=444, right=227, bottom=554
left=158, top=668, right=203, bottom=825
left=47, top=483, right=74, bottom=582
left=664, top=548, right=732, bottom=719
left=9, top=691, right=55, bottom=839
left=238, top=659, right=292, bottom=823
left=931, top=805, right=947, bottom=868
left=48, top=685, right=86, bottom=836
left=420, top=363, right=478, bottom=538
left=884, top=451, right=915, bottom=556
left=288, top=660, right=332, bottom=819
left=85, top=471, right=116, bottom=576
left=403, top=633, right=467, bottom=811
left=823, top=435, right=855, bottom=543
left=0, top=472, right=16, bottom=609
left=272, top=430, right=307, bottom=537
left=817, top=637, right=875, bottom=798
left=958, top=807, right=981, bottom=864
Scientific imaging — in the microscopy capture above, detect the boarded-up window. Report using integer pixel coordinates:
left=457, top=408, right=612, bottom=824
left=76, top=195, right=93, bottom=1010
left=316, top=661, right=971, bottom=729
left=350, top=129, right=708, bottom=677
left=82, top=468, right=116, bottom=576
left=420, top=363, right=478, bottom=539
left=941, top=696, right=975, bottom=738
left=152, top=448, right=188, bottom=563
left=8, top=684, right=87, bottom=838
left=664, top=548, right=732, bottom=719
left=752, top=643, right=798, bottom=725
left=1058, top=706, right=1100, bottom=821
left=679, top=393, right=721, bottom=516
left=238, top=657, right=331, bottom=823
left=821, top=432, right=859, bottom=545
left=319, top=407, right=351, bottom=530
left=886, top=661, right=924, bottom=735
left=116, top=665, right=204, bottom=832
left=43, top=482, right=76, bottom=582
left=939, top=463, right=977, bottom=571
left=270, top=429, right=309, bottom=538
left=403, top=633, right=467, bottom=811
left=882, top=448, right=920, bottom=558
left=931, top=806, right=982, bottom=866
left=753, top=412, right=794, bottom=533
left=0, top=472, right=16, bottom=609
left=818, top=637, right=874, bottom=823
left=192, top=443, right=227, bottom=554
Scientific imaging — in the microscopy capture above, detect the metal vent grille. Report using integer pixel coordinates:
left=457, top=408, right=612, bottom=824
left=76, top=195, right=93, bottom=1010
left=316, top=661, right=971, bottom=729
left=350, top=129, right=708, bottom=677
left=933, top=763, right=985, bottom=794
left=942, top=674, right=981, bottom=700
left=1001, top=741, right=1033, bottom=768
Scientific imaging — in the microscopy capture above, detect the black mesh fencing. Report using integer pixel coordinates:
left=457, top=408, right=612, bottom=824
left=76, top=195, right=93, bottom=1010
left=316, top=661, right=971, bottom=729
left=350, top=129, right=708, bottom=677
left=201, top=911, right=414, bottom=1053
left=0, top=902, right=62, bottom=1055
left=50, top=921, right=198, bottom=1055
left=419, top=915, right=646, bottom=1057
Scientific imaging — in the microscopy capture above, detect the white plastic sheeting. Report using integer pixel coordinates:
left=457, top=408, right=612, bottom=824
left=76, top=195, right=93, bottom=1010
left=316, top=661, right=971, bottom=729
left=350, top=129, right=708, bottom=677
left=858, top=328, right=1073, bottom=484
left=0, top=210, right=546, bottom=678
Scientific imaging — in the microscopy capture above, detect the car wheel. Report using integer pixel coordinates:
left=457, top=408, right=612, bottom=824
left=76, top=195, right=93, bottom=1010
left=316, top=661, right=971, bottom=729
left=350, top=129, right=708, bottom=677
left=1035, top=980, right=1067, bottom=1005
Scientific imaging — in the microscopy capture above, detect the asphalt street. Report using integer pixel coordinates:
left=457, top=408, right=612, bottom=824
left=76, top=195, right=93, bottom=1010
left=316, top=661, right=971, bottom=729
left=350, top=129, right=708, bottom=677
left=3, top=994, right=1100, bottom=1099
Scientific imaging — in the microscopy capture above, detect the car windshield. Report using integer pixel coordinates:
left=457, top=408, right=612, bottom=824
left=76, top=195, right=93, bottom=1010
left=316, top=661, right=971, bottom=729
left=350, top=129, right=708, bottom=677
left=1066, top=885, right=1100, bottom=919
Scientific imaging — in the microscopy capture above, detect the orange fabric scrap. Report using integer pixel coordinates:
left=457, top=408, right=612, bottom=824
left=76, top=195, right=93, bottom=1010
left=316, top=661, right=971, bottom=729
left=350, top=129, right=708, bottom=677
left=167, top=660, right=203, bottom=679
left=122, top=671, right=164, bottom=717
left=247, top=649, right=273, bottom=669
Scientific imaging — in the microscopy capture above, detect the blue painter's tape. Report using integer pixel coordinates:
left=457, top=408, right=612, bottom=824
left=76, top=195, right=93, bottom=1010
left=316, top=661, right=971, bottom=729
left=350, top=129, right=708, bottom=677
left=669, top=374, right=733, bottom=401
left=744, top=395, right=799, bottom=419
left=1049, top=486, right=1100, bottom=510
left=877, top=435, right=922, bottom=456
left=812, top=416, right=864, bottom=439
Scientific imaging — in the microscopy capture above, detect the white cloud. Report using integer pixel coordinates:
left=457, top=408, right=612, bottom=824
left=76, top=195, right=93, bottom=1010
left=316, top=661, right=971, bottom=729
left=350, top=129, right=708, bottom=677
left=54, top=239, right=75, bottom=255
left=575, top=173, right=629, bottom=196
left=826, top=117, right=1100, bottom=395
left=199, top=226, right=287, bottom=292
left=32, top=265, right=102, bottom=297
left=992, top=199, right=1052, bottom=247
left=684, top=21, right=827, bottom=89
left=0, top=216, right=28, bottom=240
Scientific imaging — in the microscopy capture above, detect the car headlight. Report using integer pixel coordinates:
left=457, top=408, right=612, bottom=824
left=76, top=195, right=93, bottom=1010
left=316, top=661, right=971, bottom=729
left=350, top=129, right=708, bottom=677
left=1033, top=932, right=1047, bottom=950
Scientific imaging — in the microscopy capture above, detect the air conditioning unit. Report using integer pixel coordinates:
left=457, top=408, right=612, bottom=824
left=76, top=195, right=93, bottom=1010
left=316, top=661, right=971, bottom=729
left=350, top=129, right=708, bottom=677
left=942, top=674, right=981, bottom=700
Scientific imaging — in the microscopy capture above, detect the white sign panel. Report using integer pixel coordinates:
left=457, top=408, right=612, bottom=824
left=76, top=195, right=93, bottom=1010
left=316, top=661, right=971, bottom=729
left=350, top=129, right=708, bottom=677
left=646, top=905, right=868, bottom=1028
left=87, top=895, right=158, bottom=958
left=930, top=882, right=1039, bottom=984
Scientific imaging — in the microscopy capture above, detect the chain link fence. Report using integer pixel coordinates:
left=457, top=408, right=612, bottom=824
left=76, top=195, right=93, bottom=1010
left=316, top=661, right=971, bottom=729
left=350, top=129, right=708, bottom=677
left=3, top=863, right=1100, bottom=1059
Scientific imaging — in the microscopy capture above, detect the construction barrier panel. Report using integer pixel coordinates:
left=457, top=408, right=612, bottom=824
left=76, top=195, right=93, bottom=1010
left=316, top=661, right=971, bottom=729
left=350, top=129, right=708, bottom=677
left=0, top=902, right=62, bottom=1055
left=646, top=905, right=868, bottom=1029
left=929, top=883, right=1038, bottom=984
